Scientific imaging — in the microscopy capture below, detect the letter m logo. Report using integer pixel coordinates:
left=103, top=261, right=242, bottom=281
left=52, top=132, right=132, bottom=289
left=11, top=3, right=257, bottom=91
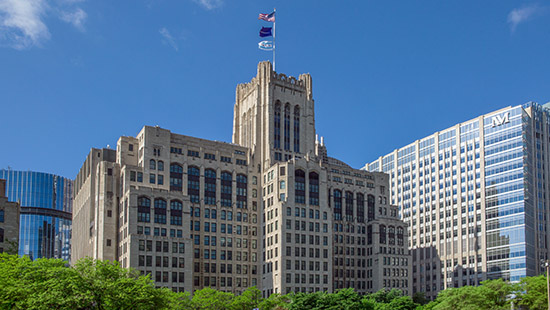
left=491, top=112, right=510, bottom=127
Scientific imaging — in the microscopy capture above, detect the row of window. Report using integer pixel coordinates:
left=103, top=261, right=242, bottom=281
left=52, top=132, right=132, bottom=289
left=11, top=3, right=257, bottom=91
left=138, top=240, right=185, bottom=253
left=137, top=197, right=183, bottom=225
left=136, top=226, right=184, bottom=238
left=274, top=102, right=300, bottom=152
left=138, top=255, right=185, bottom=269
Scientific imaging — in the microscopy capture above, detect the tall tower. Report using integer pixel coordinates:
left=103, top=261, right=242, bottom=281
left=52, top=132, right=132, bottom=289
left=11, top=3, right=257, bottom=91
left=233, top=61, right=316, bottom=170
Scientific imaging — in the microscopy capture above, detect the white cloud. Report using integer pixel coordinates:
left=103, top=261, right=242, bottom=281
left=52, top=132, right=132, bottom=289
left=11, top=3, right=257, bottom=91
left=193, top=0, right=222, bottom=10
left=159, top=27, right=178, bottom=51
left=507, top=4, right=540, bottom=32
left=0, top=0, right=50, bottom=49
left=60, top=7, right=86, bottom=31
left=0, top=0, right=87, bottom=49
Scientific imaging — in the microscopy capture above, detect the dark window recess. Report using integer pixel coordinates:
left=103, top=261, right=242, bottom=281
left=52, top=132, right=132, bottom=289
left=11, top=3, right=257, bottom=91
left=188, top=166, right=200, bottom=203
left=221, top=171, right=232, bottom=207
left=309, top=172, right=319, bottom=206
left=236, top=174, right=247, bottom=209
left=295, top=169, right=305, bottom=204
left=170, top=164, right=183, bottom=191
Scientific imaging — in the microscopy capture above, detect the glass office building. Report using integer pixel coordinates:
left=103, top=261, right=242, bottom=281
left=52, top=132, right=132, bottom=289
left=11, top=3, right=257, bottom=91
left=0, top=170, right=73, bottom=261
left=366, top=102, right=549, bottom=299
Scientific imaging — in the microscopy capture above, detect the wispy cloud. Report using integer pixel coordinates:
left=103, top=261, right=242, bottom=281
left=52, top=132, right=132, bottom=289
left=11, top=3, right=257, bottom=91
left=0, top=0, right=50, bottom=49
left=193, top=0, right=222, bottom=10
left=59, top=8, right=86, bottom=31
left=0, top=0, right=87, bottom=49
left=507, top=4, right=542, bottom=32
left=159, top=27, right=178, bottom=51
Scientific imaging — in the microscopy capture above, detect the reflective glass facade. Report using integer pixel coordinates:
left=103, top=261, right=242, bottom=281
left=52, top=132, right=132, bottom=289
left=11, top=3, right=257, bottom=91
left=366, top=102, right=549, bottom=299
left=0, top=170, right=72, bottom=261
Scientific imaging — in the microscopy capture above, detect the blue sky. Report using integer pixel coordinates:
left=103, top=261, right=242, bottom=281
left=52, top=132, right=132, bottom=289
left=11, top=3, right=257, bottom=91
left=0, top=0, right=549, bottom=179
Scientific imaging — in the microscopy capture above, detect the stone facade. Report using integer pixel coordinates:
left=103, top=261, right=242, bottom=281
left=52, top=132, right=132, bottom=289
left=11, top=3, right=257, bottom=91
left=0, top=179, right=20, bottom=254
left=72, top=62, right=410, bottom=295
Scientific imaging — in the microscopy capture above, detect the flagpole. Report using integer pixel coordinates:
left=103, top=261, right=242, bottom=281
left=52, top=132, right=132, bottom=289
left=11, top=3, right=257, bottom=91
left=273, top=7, right=276, bottom=71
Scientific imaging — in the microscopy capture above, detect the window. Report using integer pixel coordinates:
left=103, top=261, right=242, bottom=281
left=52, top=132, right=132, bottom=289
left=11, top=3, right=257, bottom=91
left=236, top=174, right=247, bottom=208
left=367, top=195, right=375, bottom=221
left=150, top=159, right=156, bottom=170
left=170, top=200, right=183, bottom=226
left=150, top=174, right=156, bottom=184
left=0, top=210, right=4, bottom=223
left=137, top=172, right=143, bottom=182
left=274, top=101, right=281, bottom=149
left=309, top=172, right=319, bottom=206
left=157, top=175, right=164, bottom=185
left=137, top=196, right=151, bottom=222
left=158, top=161, right=164, bottom=171
left=294, top=105, right=300, bottom=152
left=345, top=191, right=354, bottom=221
left=221, top=171, right=232, bottom=207
left=295, top=169, right=305, bottom=204
left=170, top=164, right=183, bottom=191
left=236, top=159, right=247, bottom=166
left=188, top=166, right=200, bottom=203
left=356, top=193, right=365, bottom=222
left=334, top=190, right=342, bottom=220
left=154, top=199, right=167, bottom=224
left=204, top=169, right=216, bottom=205
left=379, top=225, right=386, bottom=244
left=187, top=150, right=199, bottom=157
left=205, top=153, right=216, bottom=160
left=221, top=156, right=232, bottom=163
left=284, top=103, right=290, bottom=150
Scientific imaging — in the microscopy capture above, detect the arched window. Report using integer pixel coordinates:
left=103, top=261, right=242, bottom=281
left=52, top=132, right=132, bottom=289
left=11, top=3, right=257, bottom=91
left=388, top=226, right=396, bottom=245
left=345, top=191, right=354, bottom=221
left=221, top=171, right=232, bottom=207
left=284, top=103, right=290, bottom=150
left=294, top=105, right=300, bottom=152
left=309, top=172, right=319, bottom=206
left=204, top=169, right=216, bottom=205
left=170, top=200, right=182, bottom=226
left=149, top=159, right=156, bottom=170
left=295, top=169, right=305, bottom=204
left=137, top=196, right=151, bottom=222
left=379, top=225, right=386, bottom=244
left=274, top=101, right=281, bottom=149
left=397, top=227, right=404, bottom=246
left=367, top=194, right=375, bottom=221
left=157, top=161, right=164, bottom=171
left=334, top=190, right=342, bottom=220
left=154, top=199, right=167, bottom=224
left=236, top=174, right=247, bottom=208
left=170, top=163, right=183, bottom=191
left=188, top=166, right=200, bottom=203
left=356, top=193, right=365, bottom=223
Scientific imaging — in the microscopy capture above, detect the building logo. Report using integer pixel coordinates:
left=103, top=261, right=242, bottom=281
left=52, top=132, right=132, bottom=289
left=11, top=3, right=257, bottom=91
left=491, top=112, right=510, bottom=127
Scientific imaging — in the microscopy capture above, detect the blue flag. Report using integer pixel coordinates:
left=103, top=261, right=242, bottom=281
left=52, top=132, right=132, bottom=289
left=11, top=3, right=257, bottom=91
left=260, top=27, right=272, bottom=37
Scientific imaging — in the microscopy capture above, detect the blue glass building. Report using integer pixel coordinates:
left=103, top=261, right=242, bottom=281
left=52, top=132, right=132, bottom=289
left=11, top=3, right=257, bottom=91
left=0, top=170, right=73, bottom=261
left=366, top=102, right=549, bottom=299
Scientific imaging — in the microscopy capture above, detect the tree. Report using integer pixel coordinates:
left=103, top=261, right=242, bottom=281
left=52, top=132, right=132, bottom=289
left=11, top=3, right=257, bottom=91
left=258, top=293, right=290, bottom=310
left=190, top=287, right=234, bottom=310
left=231, top=287, right=262, bottom=310
left=412, top=292, right=429, bottom=305
left=0, top=253, right=181, bottom=310
left=515, top=275, right=548, bottom=310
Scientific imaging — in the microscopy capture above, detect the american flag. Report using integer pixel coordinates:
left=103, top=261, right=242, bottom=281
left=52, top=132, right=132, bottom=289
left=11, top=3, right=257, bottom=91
left=258, top=12, right=275, bottom=22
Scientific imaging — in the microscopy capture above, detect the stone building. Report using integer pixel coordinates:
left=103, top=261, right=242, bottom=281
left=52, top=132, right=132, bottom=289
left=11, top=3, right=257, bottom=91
left=72, top=62, right=410, bottom=295
left=0, top=179, right=20, bottom=254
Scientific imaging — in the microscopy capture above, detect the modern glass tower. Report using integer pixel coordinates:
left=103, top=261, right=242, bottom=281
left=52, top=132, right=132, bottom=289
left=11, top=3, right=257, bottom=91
left=366, top=102, right=550, bottom=299
left=0, top=170, right=73, bottom=261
